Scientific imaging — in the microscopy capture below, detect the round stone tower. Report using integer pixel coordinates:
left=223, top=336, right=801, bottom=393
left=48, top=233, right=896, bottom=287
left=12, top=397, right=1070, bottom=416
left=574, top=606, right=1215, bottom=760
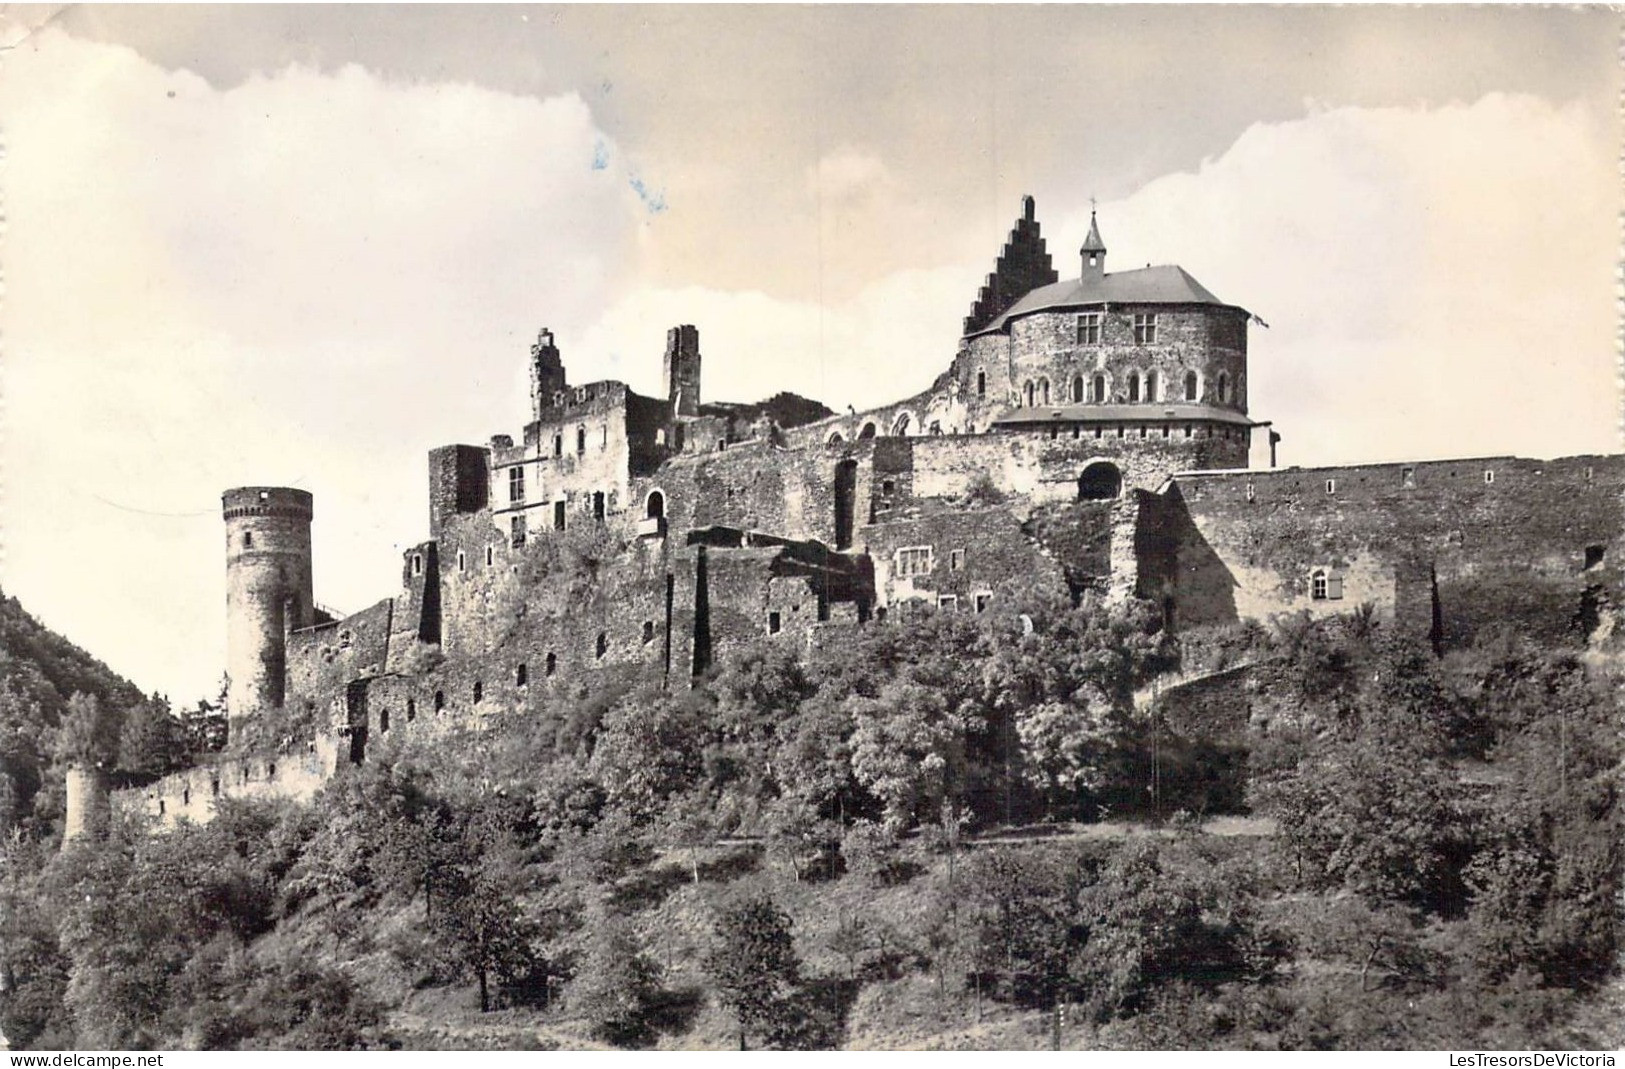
left=222, top=487, right=314, bottom=725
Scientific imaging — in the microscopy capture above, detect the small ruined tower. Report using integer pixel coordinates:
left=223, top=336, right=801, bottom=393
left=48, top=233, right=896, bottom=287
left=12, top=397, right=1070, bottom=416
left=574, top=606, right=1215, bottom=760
left=663, top=324, right=702, bottom=419
left=529, top=327, right=568, bottom=421
left=222, top=487, right=314, bottom=730
left=1080, top=208, right=1107, bottom=281
left=61, top=765, right=110, bottom=846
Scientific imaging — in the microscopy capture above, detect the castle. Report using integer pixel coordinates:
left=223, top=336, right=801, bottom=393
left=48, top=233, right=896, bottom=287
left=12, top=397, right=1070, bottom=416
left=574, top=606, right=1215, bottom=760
left=61, top=197, right=1623, bottom=838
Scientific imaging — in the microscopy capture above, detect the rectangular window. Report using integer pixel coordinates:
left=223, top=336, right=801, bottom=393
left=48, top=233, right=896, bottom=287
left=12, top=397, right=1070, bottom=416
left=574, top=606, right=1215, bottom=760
left=937, top=595, right=958, bottom=612
left=1311, top=569, right=1345, bottom=601
left=950, top=549, right=964, bottom=571
left=1133, top=313, right=1157, bottom=344
left=508, top=465, right=525, bottom=503
left=1401, top=466, right=1416, bottom=489
left=768, top=611, right=782, bottom=635
left=553, top=501, right=566, bottom=531
left=894, top=546, right=934, bottom=578
left=1077, top=313, right=1101, bottom=344
left=511, top=515, right=527, bottom=548
left=975, top=593, right=991, bottom=614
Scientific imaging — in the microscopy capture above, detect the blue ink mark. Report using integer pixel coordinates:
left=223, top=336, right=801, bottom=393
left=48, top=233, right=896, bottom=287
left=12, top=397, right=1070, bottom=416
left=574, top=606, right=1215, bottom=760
left=591, top=139, right=609, bottom=171
left=629, top=175, right=667, bottom=214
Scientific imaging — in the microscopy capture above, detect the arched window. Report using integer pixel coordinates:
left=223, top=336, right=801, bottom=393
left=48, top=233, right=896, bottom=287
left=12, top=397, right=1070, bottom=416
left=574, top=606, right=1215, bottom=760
left=379, top=707, right=390, bottom=733
left=1072, top=375, right=1085, bottom=403
left=1128, top=372, right=1141, bottom=403
left=1040, top=379, right=1050, bottom=405
left=646, top=490, right=665, bottom=520
left=406, top=698, right=416, bottom=721
left=473, top=681, right=483, bottom=703
left=553, top=433, right=563, bottom=457
left=1145, top=371, right=1158, bottom=403
left=595, top=632, right=608, bottom=659
left=642, top=620, right=655, bottom=644
left=827, top=432, right=844, bottom=446
left=1217, top=372, right=1230, bottom=403
left=1077, top=461, right=1123, bottom=501
left=858, top=422, right=877, bottom=440
left=893, top=412, right=911, bottom=436
left=516, top=663, right=528, bottom=687
left=1185, top=370, right=1199, bottom=401
left=1024, top=381, right=1035, bottom=407
left=1311, top=569, right=1328, bottom=601
left=545, top=652, right=556, bottom=677
left=576, top=426, right=587, bottom=453
left=1092, top=374, right=1106, bottom=403
left=976, top=371, right=986, bottom=397
left=434, top=690, right=445, bottom=712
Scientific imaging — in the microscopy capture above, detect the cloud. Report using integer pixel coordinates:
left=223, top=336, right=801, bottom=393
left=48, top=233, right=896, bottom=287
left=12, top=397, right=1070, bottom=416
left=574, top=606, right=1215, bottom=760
left=0, top=30, right=643, bottom=698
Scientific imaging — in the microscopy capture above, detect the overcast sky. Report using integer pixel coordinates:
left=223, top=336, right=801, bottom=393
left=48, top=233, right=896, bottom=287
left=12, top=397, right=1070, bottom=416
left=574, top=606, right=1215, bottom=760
left=1, top=5, right=1619, bottom=702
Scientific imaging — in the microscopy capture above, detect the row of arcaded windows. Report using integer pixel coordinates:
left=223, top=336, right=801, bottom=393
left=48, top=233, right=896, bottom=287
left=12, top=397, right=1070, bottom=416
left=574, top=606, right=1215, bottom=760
left=1017, top=369, right=1231, bottom=407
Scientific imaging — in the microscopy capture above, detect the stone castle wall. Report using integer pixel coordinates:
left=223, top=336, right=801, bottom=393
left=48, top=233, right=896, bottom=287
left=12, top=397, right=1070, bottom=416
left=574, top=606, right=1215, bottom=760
left=1144, top=454, right=1625, bottom=644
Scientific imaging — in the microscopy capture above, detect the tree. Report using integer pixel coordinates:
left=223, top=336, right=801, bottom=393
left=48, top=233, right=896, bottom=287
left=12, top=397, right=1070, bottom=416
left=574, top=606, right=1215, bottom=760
left=704, top=894, right=803, bottom=1049
left=958, top=844, right=1089, bottom=1011
left=570, top=916, right=664, bottom=1048
left=430, top=866, right=537, bottom=1013
left=848, top=679, right=964, bottom=832
left=117, top=695, right=189, bottom=777
left=54, top=692, right=121, bottom=769
left=1073, top=839, right=1276, bottom=1019
left=1014, top=693, right=1119, bottom=819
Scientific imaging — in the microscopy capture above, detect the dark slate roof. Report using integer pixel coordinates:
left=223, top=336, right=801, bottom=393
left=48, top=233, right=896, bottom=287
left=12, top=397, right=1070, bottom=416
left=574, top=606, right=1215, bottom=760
left=992, top=403, right=1259, bottom=428
left=968, top=264, right=1243, bottom=336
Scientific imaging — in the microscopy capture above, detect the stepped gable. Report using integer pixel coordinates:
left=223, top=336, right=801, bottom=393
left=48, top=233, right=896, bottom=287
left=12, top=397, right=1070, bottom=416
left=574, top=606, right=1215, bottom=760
left=962, top=195, right=1060, bottom=335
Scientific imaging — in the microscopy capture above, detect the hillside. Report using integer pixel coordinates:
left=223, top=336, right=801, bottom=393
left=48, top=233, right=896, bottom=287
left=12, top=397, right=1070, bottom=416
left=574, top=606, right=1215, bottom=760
left=0, top=593, right=1618, bottom=1050
left=0, top=590, right=209, bottom=837
left=0, top=590, right=145, bottom=723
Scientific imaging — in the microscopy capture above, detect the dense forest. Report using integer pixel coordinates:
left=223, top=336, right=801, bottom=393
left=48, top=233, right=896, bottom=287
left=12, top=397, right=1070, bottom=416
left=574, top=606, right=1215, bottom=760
left=0, top=582, right=1619, bottom=1049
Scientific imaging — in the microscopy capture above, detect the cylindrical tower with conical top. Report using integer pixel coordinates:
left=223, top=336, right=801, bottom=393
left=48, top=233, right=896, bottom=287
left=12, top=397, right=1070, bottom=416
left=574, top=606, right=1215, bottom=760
left=222, top=487, right=314, bottom=726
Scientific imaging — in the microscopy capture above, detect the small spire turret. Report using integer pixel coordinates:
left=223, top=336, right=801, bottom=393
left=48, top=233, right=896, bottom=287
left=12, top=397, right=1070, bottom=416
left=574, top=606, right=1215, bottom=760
left=1081, top=206, right=1107, bottom=280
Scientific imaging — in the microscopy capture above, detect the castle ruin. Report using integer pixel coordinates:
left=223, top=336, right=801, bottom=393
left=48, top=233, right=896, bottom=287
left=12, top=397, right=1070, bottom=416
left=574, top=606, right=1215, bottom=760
left=72, top=197, right=1619, bottom=833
